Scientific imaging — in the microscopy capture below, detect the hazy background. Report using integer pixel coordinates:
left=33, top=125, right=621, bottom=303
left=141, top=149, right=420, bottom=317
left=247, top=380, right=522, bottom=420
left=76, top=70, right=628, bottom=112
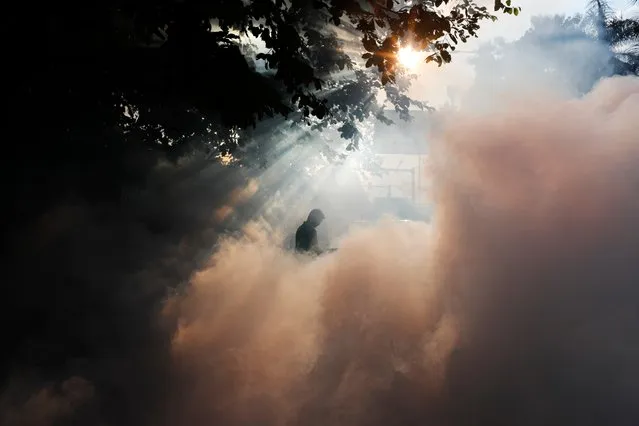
left=409, top=0, right=639, bottom=106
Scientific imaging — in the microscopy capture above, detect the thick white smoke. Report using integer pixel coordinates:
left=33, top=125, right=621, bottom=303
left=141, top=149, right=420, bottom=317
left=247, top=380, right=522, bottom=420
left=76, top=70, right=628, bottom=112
left=160, top=75, right=639, bottom=426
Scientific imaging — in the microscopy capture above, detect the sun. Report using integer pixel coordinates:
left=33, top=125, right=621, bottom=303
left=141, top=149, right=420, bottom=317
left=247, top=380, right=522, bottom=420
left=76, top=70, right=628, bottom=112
left=397, top=47, right=425, bottom=70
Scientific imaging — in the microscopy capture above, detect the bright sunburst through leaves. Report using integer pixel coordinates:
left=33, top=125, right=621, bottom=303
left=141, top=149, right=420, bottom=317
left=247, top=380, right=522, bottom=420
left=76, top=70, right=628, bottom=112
left=397, top=47, right=425, bottom=70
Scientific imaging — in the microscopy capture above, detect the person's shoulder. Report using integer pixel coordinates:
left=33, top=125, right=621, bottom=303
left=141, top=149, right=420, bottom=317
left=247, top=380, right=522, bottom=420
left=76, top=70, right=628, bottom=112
left=295, top=223, right=306, bottom=235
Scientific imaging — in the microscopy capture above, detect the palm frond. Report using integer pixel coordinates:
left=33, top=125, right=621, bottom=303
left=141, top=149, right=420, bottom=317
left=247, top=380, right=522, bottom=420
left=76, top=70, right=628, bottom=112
left=586, top=0, right=615, bottom=22
left=607, top=16, right=639, bottom=44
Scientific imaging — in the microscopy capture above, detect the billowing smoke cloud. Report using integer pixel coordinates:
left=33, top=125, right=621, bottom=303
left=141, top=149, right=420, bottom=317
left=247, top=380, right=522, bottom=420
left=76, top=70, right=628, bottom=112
left=3, top=59, right=639, bottom=426
left=165, top=218, right=453, bottom=426
left=161, top=75, right=639, bottom=426
left=429, top=75, right=639, bottom=425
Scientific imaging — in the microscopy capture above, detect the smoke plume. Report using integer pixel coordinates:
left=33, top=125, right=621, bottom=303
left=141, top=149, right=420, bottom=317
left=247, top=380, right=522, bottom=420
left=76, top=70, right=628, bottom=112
left=162, top=75, right=639, bottom=426
left=2, top=61, right=639, bottom=426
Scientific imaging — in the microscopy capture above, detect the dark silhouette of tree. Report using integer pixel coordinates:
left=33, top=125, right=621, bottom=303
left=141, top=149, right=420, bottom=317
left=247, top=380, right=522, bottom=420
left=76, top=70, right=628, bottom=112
left=586, top=0, right=639, bottom=75
left=4, top=0, right=520, bottom=225
left=8, top=0, right=519, bottom=153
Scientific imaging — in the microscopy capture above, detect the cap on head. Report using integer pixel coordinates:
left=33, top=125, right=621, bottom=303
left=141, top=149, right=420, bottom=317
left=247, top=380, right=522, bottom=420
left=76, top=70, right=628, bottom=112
left=307, top=208, right=325, bottom=226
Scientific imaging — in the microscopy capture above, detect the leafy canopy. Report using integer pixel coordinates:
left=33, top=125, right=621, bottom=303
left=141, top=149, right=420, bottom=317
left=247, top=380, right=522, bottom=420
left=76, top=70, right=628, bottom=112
left=10, top=0, right=520, bottom=160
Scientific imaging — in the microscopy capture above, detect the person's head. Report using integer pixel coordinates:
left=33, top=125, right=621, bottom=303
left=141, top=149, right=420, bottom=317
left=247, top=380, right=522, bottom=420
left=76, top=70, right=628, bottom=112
left=307, top=208, right=325, bottom=227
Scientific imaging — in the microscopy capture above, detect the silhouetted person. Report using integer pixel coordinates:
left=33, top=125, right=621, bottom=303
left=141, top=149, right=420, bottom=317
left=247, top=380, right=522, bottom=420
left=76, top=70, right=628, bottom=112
left=295, top=209, right=325, bottom=254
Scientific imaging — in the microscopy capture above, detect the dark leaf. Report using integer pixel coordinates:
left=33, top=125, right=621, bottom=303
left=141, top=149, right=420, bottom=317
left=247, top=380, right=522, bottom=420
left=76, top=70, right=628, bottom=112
left=362, top=35, right=379, bottom=52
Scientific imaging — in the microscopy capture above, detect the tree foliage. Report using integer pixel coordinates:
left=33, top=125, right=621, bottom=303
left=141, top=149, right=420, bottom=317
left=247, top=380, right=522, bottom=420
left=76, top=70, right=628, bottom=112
left=8, top=1, right=518, bottom=159
left=2, top=0, right=521, bottom=224
left=586, top=0, right=639, bottom=74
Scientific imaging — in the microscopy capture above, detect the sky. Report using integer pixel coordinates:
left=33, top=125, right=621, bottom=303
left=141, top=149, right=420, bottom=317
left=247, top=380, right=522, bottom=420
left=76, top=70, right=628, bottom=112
left=408, top=0, right=638, bottom=106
